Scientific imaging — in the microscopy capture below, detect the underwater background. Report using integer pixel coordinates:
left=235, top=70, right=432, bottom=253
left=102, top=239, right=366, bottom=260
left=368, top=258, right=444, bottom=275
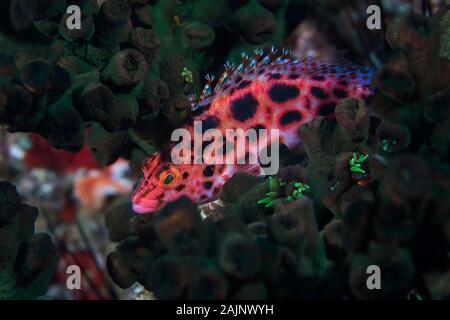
left=0, top=0, right=449, bottom=300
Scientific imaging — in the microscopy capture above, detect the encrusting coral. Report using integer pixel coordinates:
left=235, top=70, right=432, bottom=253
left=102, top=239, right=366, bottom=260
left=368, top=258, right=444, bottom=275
left=0, top=0, right=292, bottom=172
left=106, top=6, right=450, bottom=300
left=0, top=181, right=59, bottom=299
left=0, top=0, right=449, bottom=300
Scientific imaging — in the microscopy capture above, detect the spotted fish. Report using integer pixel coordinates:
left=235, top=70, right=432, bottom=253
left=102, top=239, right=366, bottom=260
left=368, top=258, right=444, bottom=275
left=132, top=48, right=374, bottom=213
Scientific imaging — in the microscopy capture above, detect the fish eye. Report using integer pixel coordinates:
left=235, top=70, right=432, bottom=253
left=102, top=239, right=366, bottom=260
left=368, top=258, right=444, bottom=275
left=163, top=174, right=175, bottom=185
left=158, top=166, right=181, bottom=189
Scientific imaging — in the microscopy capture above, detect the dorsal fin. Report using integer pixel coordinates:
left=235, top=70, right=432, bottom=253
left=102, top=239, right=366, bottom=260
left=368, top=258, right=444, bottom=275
left=190, top=47, right=297, bottom=111
left=189, top=47, right=375, bottom=112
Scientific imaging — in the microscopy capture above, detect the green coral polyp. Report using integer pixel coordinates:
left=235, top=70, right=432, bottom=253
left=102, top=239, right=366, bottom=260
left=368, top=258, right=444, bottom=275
left=286, top=182, right=310, bottom=201
left=381, top=139, right=398, bottom=151
left=257, top=177, right=310, bottom=207
left=349, top=152, right=369, bottom=174
left=181, top=67, right=194, bottom=83
left=257, top=176, right=283, bottom=207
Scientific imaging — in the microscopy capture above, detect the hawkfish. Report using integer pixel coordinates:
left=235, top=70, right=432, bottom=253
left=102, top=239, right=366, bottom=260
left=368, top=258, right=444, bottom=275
left=132, top=48, right=374, bottom=213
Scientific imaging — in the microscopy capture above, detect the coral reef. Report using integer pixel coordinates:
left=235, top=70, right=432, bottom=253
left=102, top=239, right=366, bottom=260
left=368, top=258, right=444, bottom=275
left=0, top=0, right=448, bottom=300
left=105, top=6, right=450, bottom=300
left=0, top=0, right=294, bottom=175
left=0, top=0, right=388, bottom=170
left=0, top=181, right=59, bottom=299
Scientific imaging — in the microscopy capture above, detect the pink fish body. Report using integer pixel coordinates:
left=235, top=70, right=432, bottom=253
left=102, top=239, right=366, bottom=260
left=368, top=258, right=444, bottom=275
left=132, top=49, right=374, bottom=213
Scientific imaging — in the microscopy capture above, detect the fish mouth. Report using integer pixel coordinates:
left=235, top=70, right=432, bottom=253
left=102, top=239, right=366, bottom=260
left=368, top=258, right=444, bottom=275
left=132, top=200, right=159, bottom=214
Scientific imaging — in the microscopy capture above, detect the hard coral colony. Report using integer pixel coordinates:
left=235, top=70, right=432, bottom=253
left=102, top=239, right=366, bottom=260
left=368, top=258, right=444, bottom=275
left=0, top=0, right=448, bottom=302
left=131, top=48, right=374, bottom=213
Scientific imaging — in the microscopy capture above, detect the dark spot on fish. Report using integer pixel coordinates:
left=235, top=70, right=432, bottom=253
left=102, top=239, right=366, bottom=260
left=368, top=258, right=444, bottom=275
left=176, top=184, right=185, bottom=192
left=318, top=102, right=337, bottom=116
left=213, top=187, right=220, bottom=195
left=252, top=124, right=266, bottom=138
left=202, top=115, right=220, bottom=131
left=200, top=194, right=208, bottom=200
left=230, top=92, right=258, bottom=122
left=270, top=73, right=281, bottom=79
left=203, top=165, right=214, bottom=177
left=253, top=124, right=266, bottom=131
left=333, top=88, right=348, bottom=98
left=203, top=181, right=213, bottom=189
left=191, top=103, right=210, bottom=117
left=311, top=86, right=327, bottom=99
left=182, top=172, right=189, bottom=179
left=268, top=83, right=300, bottom=103
left=312, top=75, right=325, bottom=81
left=202, top=140, right=213, bottom=151
left=237, top=80, right=251, bottom=89
left=280, top=110, right=302, bottom=126
left=305, top=96, right=311, bottom=109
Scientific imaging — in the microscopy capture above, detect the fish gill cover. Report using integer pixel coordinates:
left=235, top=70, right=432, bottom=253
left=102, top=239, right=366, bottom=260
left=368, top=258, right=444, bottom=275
left=0, top=0, right=448, bottom=300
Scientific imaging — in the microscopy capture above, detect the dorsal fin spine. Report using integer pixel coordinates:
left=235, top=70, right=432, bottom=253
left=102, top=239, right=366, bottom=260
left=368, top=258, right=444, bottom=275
left=190, top=47, right=302, bottom=111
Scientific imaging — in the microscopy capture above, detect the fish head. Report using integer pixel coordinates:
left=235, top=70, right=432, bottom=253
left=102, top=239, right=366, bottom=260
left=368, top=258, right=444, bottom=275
left=131, top=151, right=212, bottom=214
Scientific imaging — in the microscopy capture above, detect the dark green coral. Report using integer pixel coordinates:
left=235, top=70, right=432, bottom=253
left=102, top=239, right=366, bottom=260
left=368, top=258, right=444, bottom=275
left=0, top=181, right=59, bottom=299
